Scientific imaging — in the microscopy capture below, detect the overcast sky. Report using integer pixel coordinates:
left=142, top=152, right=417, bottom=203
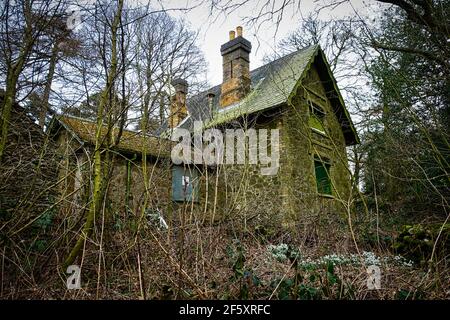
left=168, top=0, right=380, bottom=86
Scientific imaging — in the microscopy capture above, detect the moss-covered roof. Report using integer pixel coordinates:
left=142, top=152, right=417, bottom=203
left=208, top=45, right=319, bottom=126
left=55, top=115, right=171, bottom=158
left=182, top=45, right=359, bottom=145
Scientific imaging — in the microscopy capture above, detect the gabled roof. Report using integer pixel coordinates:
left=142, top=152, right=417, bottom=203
left=182, top=45, right=359, bottom=145
left=51, top=115, right=172, bottom=158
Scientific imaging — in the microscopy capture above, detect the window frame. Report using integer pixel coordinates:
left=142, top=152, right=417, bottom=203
left=171, top=165, right=200, bottom=203
left=313, top=156, right=333, bottom=196
left=308, top=100, right=327, bottom=135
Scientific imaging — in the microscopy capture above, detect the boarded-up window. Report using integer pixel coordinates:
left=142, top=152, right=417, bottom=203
left=314, top=159, right=332, bottom=195
left=172, top=166, right=199, bottom=202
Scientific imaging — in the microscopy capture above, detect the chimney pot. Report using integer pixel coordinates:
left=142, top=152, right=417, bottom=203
left=236, top=26, right=243, bottom=37
left=229, top=30, right=235, bottom=40
left=171, top=78, right=188, bottom=94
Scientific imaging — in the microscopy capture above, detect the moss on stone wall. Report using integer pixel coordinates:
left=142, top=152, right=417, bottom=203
left=199, top=65, right=353, bottom=235
left=54, top=64, right=353, bottom=235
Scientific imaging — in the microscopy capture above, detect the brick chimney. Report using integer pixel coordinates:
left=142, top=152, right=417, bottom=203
left=220, top=26, right=252, bottom=108
left=169, top=78, right=188, bottom=128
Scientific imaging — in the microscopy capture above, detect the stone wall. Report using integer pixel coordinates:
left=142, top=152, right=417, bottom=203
left=53, top=63, right=352, bottom=233
left=196, top=64, right=352, bottom=234
left=53, top=126, right=176, bottom=229
left=279, top=64, right=351, bottom=233
left=107, top=154, right=173, bottom=221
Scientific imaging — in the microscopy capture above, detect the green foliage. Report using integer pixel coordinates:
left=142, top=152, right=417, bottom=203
left=267, top=243, right=300, bottom=263
left=254, top=225, right=278, bottom=242
left=267, top=244, right=356, bottom=300
left=226, top=240, right=261, bottom=299
left=28, top=200, right=57, bottom=253
left=113, top=214, right=123, bottom=231
left=33, top=209, right=54, bottom=231
left=356, top=219, right=394, bottom=249
left=393, top=224, right=450, bottom=265
left=31, top=239, right=48, bottom=253
left=270, top=259, right=354, bottom=300
left=361, top=3, right=450, bottom=222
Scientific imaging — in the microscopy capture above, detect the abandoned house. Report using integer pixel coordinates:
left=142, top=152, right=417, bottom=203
left=49, top=26, right=359, bottom=229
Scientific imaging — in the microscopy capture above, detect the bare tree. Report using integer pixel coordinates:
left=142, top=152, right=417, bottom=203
left=63, top=0, right=126, bottom=268
left=130, top=10, right=207, bottom=131
left=0, top=0, right=68, bottom=160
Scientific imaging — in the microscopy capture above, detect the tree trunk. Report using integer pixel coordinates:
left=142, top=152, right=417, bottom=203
left=0, top=0, right=35, bottom=162
left=63, top=0, right=124, bottom=269
left=0, top=77, right=16, bottom=161
left=39, top=41, right=59, bottom=129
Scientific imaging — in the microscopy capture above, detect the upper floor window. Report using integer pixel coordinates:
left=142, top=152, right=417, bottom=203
left=308, top=101, right=326, bottom=134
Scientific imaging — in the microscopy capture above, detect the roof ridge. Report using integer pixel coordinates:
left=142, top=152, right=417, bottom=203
left=249, top=44, right=317, bottom=75
left=59, top=113, right=159, bottom=138
left=191, top=44, right=318, bottom=101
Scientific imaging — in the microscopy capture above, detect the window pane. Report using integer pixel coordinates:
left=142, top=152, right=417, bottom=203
left=309, top=114, right=325, bottom=132
left=314, top=160, right=332, bottom=195
left=308, top=100, right=326, bottom=134
left=172, top=166, right=184, bottom=201
left=172, top=166, right=199, bottom=202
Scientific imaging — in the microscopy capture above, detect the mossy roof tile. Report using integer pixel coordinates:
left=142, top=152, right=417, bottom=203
left=179, top=45, right=359, bottom=145
left=57, top=115, right=171, bottom=157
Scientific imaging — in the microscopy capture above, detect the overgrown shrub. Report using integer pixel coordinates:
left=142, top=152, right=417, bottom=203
left=393, top=224, right=450, bottom=265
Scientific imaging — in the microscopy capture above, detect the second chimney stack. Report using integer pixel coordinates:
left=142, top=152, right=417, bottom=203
left=170, top=78, right=188, bottom=128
